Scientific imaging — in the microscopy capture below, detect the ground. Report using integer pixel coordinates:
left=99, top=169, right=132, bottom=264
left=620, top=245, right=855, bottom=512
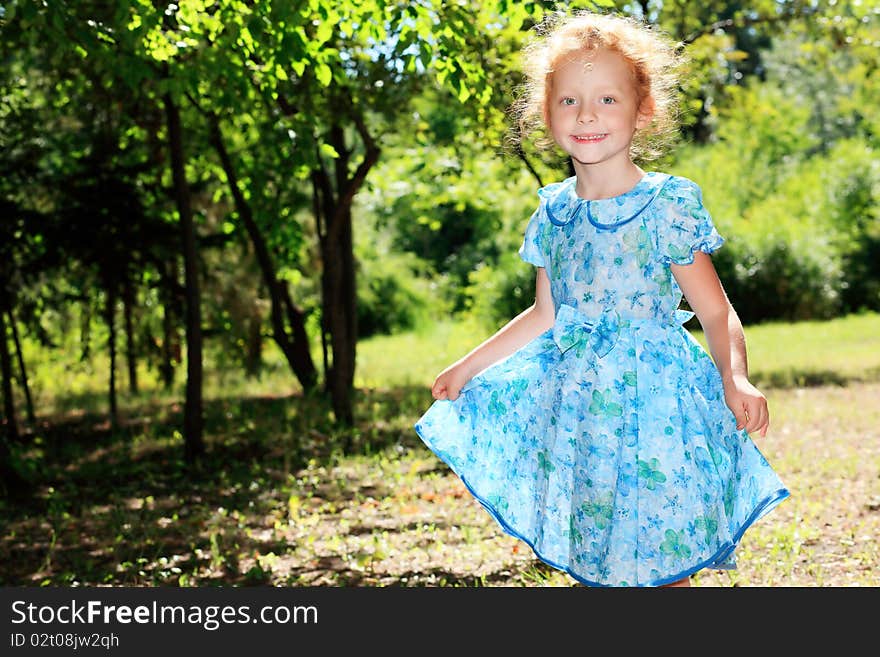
left=2, top=382, right=877, bottom=587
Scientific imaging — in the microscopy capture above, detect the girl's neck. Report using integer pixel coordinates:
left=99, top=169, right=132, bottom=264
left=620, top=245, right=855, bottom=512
left=572, top=160, right=646, bottom=200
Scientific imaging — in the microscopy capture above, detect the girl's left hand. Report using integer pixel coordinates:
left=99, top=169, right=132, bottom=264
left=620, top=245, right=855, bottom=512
left=722, top=374, right=770, bottom=437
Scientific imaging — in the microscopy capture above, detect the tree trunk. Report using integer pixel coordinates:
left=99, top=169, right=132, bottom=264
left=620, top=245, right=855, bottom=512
left=123, top=274, right=138, bottom=394
left=275, top=85, right=379, bottom=425
left=104, top=280, right=119, bottom=428
left=0, top=425, right=25, bottom=498
left=6, top=303, right=34, bottom=425
left=312, top=119, right=377, bottom=427
left=159, top=259, right=177, bottom=390
left=0, top=290, right=29, bottom=497
left=0, top=266, right=26, bottom=496
left=313, top=190, right=331, bottom=387
left=79, top=296, right=91, bottom=361
left=320, top=203, right=356, bottom=427
left=0, top=300, right=19, bottom=443
left=207, top=119, right=318, bottom=392
left=164, top=93, right=204, bottom=463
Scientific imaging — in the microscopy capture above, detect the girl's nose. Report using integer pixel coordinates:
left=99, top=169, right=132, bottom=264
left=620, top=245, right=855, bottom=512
left=577, top=108, right=595, bottom=124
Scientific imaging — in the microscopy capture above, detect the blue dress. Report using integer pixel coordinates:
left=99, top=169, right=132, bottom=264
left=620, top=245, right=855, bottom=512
left=413, top=172, right=790, bottom=587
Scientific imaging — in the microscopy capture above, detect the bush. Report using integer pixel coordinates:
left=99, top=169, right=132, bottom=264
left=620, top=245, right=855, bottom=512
left=462, top=251, right=536, bottom=332
left=716, top=238, right=842, bottom=324
left=672, top=135, right=879, bottom=323
left=355, top=250, right=439, bottom=338
left=821, top=140, right=880, bottom=313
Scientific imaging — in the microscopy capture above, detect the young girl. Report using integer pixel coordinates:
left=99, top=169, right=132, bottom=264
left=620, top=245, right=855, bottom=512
left=413, top=10, right=789, bottom=587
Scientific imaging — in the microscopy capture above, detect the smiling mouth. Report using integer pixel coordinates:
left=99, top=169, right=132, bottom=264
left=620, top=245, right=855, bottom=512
left=572, top=133, right=608, bottom=143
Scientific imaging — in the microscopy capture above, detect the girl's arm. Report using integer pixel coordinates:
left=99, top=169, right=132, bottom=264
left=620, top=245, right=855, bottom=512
left=671, top=252, right=770, bottom=437
left=430, top=267, right=555, bottom=401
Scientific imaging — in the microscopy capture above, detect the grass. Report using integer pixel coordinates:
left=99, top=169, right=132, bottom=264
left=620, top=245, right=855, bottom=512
left=695, top=311, right=880, bottom=388
left=356, top=310, right=880, bottom=391
left=1, top=311, right=879, bottom=587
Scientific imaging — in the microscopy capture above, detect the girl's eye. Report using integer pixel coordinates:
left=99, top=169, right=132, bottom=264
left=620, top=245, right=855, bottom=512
left=600, top=96, right=616, bottom=105
left=561, top=97, right=577, bottom=106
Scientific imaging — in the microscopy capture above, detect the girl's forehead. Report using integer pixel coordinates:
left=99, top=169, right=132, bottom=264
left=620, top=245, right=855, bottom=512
left=552, top=49, right=635, bottom=86
left=556, top=48, right=630, bottom=74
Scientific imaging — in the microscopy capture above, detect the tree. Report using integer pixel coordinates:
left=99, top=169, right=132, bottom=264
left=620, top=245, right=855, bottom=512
left=131, top=0, right=505, bottom=425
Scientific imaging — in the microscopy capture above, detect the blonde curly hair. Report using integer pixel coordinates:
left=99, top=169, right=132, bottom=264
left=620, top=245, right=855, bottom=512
left=512, top=10, right=686, bottom=162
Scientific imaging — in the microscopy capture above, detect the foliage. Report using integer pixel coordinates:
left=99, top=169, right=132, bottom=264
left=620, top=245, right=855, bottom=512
left=464, top=252, right=536, bottom=332
left=355, top=248, right=438, bottom=338
left=356, top=0, right=880, bottom=330
left=829, top=146, right=880, bottom=313
left=666, top=10, right=880, bottom=323
left=359, top=119, right=541, bottom=319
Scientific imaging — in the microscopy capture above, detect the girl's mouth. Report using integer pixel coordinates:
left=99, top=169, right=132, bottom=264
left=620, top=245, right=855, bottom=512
left=572, top=133, right=608, bottom=143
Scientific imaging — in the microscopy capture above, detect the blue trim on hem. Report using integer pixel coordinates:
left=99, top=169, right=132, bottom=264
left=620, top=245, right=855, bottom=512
left=413, top=421, right=790, bottom=587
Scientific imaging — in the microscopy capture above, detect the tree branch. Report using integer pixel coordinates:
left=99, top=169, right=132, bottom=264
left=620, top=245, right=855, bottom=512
left=324, top=91, right=380, bottom=245
left=681, top=5, right=820, bottom=47
left=514, top=144, right=544, bottom=189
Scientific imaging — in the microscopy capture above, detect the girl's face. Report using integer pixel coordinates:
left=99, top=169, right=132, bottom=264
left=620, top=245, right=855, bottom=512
left=546, top=48, right=653, bottom=171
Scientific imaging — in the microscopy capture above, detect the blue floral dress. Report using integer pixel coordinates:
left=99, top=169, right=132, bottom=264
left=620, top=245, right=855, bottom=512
left=413, top=172, right=790, bottom=587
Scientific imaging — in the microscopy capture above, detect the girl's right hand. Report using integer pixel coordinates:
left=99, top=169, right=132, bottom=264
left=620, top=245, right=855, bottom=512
left=430, top=363, right=473, bottom=401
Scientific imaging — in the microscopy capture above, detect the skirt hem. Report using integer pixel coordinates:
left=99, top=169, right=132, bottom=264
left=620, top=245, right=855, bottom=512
left=415, top=420, right=790, bottom=587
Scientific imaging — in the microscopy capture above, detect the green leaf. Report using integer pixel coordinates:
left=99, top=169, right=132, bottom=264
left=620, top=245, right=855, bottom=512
left=315, top=18, right=333, bottom=45
left=419, top=41, right=431, bottom=69
left=319, top=143, right=339, bottom=159
left=457, top=78, right=471, bottom=103
left=314, top=62, right=332, bottom=86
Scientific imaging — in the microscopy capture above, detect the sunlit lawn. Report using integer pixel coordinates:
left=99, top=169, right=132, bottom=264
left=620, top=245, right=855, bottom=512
left=357, top=310, right=880, bottom=391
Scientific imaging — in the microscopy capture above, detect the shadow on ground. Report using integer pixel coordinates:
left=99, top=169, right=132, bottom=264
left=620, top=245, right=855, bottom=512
left=0, top=384, right=436, bottom=586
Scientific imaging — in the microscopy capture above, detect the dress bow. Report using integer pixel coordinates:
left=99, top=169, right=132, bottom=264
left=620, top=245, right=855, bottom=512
left=552, top=303, right=621, bottom=358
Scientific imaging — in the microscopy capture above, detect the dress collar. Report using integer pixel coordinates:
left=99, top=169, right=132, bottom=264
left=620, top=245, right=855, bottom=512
left=541, top=171, right=670, bottom=230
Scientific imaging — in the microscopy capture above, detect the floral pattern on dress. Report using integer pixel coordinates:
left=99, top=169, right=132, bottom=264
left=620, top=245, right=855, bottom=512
left=414, top=172, right=789, bottom=587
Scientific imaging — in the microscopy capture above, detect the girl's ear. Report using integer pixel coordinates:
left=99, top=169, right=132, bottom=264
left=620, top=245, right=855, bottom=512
left=636, top=95, right=656, bottom=129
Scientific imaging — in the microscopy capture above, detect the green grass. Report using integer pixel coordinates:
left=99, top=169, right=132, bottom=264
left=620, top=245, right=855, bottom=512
left=697, top=311, right=880, bottom=388
left=18, top=309, right=880, bottom=411
left=359, top=310, right=880, bottom=390
left=354, top=313, right=489, bottom=390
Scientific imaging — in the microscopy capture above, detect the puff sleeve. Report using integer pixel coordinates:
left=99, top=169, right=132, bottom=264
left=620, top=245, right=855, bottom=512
left=657, top=178, right=725, bottom=266
left=518, top=203, right=546, bottom=268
